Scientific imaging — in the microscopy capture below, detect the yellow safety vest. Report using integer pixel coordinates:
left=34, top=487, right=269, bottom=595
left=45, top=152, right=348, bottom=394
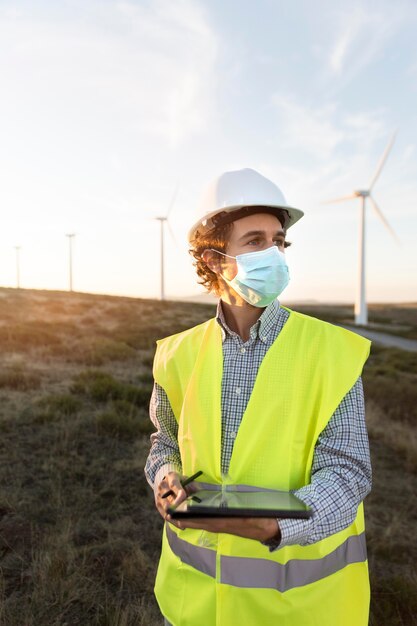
left=152, top=306, right=371, bottom=626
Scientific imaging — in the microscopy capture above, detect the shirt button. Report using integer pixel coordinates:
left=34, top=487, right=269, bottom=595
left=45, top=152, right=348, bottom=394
left=240, top=347, right=246, bottom=354
left=235, top=387, right=241, bottom=395
left=262, top=335, right=268, bottom=341
left=229, top=431, right=237, bottom=439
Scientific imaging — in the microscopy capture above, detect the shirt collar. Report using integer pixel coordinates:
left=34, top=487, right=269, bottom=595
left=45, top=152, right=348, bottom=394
left=215, top=299, right=282, bottom=344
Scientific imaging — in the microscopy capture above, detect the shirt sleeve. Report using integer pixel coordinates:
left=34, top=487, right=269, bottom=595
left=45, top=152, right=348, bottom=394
left=144, top=381, right=183, bottom=494
left=270, top=375, right=372, bottom=550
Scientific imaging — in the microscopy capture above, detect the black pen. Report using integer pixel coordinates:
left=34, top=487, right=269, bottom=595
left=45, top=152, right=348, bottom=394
left=161, top=470, right=203, bottom=499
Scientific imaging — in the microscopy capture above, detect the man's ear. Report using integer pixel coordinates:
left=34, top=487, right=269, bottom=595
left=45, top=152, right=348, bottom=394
left=202, top=249, right=221, bottom=274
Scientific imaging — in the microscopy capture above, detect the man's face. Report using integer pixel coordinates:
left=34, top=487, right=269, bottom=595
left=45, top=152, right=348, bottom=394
left=222, top=212, right=286, bottom=281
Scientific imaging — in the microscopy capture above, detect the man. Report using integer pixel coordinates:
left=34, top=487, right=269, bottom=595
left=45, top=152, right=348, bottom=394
left=145, top=168, right=372, bottom=626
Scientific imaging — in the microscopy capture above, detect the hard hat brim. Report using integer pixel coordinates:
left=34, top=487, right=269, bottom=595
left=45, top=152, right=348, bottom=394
left=188, top=203, right=304, bottom=243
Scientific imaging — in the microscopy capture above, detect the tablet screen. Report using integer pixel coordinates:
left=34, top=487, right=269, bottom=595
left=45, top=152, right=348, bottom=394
left=168, top=488, right=312, bottom=519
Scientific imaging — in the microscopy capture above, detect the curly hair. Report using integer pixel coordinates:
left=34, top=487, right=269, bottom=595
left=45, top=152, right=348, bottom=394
left=188, top=206, right=291, bottom=296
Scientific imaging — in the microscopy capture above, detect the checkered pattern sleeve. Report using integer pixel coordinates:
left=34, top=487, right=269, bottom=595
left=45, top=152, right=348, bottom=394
left=144, top=382, right=182, bottom=494
left=275, top=376, right=372, bottom=549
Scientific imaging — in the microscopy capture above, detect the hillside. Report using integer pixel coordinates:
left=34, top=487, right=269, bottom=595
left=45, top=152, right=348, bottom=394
left=0, top=287, right=416, bottom=625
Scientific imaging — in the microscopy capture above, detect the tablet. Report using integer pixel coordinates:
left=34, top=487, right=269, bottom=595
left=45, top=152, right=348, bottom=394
left=168, top=489, right=312, bottom=519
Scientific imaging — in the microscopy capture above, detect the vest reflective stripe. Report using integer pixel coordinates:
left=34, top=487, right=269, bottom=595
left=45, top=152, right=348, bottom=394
left=166, top=524, right=367, bottom=592
left=221, top=533, right=368, bottom=591
left=166, top=524, right=216, bottom=578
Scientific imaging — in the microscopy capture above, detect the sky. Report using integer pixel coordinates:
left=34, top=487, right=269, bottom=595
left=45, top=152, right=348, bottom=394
left=0, top=0, right=416, bottom=303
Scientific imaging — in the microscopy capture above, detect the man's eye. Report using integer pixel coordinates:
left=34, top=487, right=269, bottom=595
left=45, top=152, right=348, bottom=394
left=247, top=239, right=260, bottom=245
left=274, top=240, right=285, bottom=247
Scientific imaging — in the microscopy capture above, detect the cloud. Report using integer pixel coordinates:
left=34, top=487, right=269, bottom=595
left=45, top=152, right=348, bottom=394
left=270, top=92, right=391, bottom=163
left=266, top=92, right=411, bottom=222
left=0, top=0, right=218, bottom=149
left=329, top=9, right=363, bottom=75
left=327, top=4, right=405, bottom=83
left=114, top=0, right=218, bottom=145
left=270, top=95, right=346, bottom=161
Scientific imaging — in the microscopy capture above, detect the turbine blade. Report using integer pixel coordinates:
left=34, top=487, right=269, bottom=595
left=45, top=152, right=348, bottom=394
left=167, top=220, right=181, bottom=250
left=166, top=181, right=180, bottom=218
left=322, top=193, right=357, bottom=205
left=368, top=130, right=397, bottom=191
left=369, top=196, right=400, bottom=245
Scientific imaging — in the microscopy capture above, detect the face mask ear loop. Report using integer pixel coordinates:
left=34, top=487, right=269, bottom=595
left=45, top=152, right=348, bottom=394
left=209, top=248, right=236, bottom=259
left=207, top=249, right=236, bottom=284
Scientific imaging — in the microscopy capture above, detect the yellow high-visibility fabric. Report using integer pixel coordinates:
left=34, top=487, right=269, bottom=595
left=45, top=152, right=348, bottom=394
left=153, top=307, right=371, bottom=626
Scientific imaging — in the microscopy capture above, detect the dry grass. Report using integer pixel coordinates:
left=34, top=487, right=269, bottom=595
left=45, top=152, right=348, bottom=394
left=0, top=287, right=415, bottom=625
left=0, top=362, right=42, bottom=391
left=366, top=400, right=417, bottom=474
left=0, top=288, right=214, bottom=626
left=293, top=302, right=417, bottom=339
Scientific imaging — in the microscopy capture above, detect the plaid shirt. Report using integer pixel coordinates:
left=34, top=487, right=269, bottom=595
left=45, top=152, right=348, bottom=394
left=144, top=299, right=372, bottom=548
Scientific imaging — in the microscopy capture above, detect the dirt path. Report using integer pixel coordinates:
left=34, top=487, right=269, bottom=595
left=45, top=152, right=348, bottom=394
left=340, top=325, right=417, bottom=352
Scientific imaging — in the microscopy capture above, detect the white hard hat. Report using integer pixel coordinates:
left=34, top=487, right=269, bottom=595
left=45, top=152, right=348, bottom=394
left=188, top=167, right=304, bottom=242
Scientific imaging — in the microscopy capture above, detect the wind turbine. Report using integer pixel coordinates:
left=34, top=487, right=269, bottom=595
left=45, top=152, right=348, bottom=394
left=14, top=246, right=21, bottom=289
left=153, top=184, right=179, bottom=301
left=66, top=233, right=76, bottom=292
left=324, top=132, right=399, bottom=326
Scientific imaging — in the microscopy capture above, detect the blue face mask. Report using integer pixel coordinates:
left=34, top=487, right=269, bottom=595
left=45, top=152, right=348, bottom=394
left=212, top=245, right=290, bottom=307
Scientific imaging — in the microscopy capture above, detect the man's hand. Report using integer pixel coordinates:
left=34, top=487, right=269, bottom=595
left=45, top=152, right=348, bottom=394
left=167, top=514, right=281, bottom=543
left=155, top=471, right=192, bottom=520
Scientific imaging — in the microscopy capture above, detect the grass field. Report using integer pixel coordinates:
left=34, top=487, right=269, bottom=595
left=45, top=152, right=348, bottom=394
left=0, top=287, right=416, bottom=626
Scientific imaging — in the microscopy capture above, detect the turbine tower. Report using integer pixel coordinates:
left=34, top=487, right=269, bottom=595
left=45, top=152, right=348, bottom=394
left=155, top=216, right=167, bottom=301
left=154, top=184, right=179, bottom=301
left=14, top=246, right=21, bottom=289
left=324, top=132, right=399, bottom=326
left=66, top=233, right=76, bottom=292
